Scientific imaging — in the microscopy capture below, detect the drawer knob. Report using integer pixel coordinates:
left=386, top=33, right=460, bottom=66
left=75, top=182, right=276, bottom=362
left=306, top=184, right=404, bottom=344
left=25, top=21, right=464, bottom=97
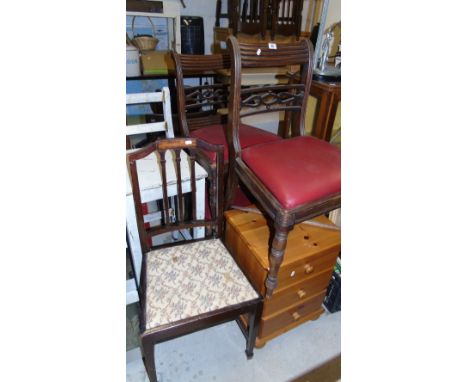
left=292, top=312, right=301, bottom=321
left=304, top=264, right=314, bottom=274
left=296, top=289, right=307, bottom=299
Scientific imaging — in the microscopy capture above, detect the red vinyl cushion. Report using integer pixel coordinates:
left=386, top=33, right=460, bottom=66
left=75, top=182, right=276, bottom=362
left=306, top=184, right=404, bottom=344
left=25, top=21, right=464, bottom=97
left=190, top=123, right=282, bottom=163
left=241, top=136, right=341, bottom=209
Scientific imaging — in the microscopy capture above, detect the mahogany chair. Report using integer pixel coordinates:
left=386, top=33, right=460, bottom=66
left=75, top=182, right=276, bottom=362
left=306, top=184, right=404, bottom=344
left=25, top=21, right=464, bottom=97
left=270, top=0, right=303, bottom=40
left=234, top=0, right=268, bottom=38
left=172, top=51, right=283, bottom=205
left=215, top=0, right=302, bottom=40
left=127, top=138, right=263, bottom=382
left=225, top=36, right=341, bottom=298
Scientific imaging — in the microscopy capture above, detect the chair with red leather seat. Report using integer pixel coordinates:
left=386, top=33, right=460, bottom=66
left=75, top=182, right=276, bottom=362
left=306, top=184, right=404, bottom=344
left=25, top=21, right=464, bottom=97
left=172, top=51, right=283, bottom=205
left=225, top=35, right=341, bottom=298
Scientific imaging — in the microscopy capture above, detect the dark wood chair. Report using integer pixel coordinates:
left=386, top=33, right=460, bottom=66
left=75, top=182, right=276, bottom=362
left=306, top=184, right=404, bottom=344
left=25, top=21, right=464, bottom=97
left=172, top=51, right=283, bottom=206
left=235, top=0, right=268, bottom=38
left=127, top=138, right=263, bottom=382
left=225, top=36, right=341, bottom=298
left=216, top=0, right=268, bottom=38
left=215, top=0, right=302, bottom=40
left=172, top=52, right=282, bottom=166
left=270, top=0, right=303, bottom=40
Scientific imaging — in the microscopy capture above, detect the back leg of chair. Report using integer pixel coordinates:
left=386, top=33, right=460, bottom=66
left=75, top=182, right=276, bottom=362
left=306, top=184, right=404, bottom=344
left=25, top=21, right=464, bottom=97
left=141, top=336, right=158, bottom=382
left=246, top=301, right=263, bottom=359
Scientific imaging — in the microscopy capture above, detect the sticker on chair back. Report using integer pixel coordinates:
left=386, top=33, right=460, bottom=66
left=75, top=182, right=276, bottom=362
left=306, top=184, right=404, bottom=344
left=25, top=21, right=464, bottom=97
left=268, top=42, right=277, bottom=49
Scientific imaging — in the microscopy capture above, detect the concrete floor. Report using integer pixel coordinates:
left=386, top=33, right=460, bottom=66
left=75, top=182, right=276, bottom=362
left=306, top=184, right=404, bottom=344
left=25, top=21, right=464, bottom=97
left=126, top=309, right=341, bottom=382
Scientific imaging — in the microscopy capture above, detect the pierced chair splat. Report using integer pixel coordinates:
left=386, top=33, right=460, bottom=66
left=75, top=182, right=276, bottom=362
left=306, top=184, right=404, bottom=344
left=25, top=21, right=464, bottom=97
left=225, top=36, right=341, bottom=298
left=127, top=138, right=263, bottom=382
left=172, top=51, right=283, bottom=206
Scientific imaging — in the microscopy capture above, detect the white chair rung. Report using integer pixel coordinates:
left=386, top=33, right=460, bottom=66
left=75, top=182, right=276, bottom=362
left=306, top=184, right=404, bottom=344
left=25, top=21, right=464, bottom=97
left=126, top=122, right=167, bottom=136
left=126, top=92, right=163, bottom=104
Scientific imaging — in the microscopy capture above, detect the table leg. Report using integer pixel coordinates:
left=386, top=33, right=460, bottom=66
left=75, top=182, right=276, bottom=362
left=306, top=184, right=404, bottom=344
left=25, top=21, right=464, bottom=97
left=311, top=91, right=332, bottom=140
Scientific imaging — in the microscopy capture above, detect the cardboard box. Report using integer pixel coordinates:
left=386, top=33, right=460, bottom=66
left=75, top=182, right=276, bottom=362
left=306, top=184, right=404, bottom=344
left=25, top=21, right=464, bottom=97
left=140, top=51, right=175, bottom=75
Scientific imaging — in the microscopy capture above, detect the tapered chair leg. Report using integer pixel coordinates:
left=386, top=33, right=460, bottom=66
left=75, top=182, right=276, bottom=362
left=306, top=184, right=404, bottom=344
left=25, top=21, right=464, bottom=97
left=246, top=301, right=263, bottom=359
left=141, top=337, right=157, bottom=382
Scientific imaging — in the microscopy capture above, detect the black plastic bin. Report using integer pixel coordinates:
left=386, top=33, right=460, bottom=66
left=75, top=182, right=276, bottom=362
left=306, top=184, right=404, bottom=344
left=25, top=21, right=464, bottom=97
left=181, top=16, right=204, bottom=55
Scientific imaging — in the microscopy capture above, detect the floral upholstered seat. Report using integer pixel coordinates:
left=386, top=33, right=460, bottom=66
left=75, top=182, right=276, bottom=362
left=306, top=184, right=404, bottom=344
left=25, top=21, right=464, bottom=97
left=145, top=239, right=259, bottom=330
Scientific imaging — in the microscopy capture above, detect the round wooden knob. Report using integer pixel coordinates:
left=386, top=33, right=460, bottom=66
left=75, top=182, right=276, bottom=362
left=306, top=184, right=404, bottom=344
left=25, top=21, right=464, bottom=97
left=304, top=264, right=314, bottom=274
left=296, top=289, right=307, bottom=299
left=292, top=312, right=301, bottom=321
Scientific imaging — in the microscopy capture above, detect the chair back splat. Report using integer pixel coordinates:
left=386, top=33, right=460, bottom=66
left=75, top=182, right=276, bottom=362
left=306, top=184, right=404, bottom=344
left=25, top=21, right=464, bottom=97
left=128, top=138, right=224, bottom=256
left=172, top=50, right=284, bottom=211
left=172, top=52, right=231, bottom=136
left=227, top=36, right=313, bottom=162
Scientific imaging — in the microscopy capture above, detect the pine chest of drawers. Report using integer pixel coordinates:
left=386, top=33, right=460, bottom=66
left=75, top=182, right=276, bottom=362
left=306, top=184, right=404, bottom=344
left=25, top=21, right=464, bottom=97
left=224, top=207, right=341, bottom=347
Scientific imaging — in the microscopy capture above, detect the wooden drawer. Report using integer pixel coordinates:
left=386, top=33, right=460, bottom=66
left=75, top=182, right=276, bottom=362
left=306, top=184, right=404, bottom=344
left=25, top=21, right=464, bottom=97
left=275, top=248, right=337, bottom=290
left=263, top=268, right=334, bottom=317
left=259, top=290, right=327, bottom=339
left=224, top=208, right=340, bottom=294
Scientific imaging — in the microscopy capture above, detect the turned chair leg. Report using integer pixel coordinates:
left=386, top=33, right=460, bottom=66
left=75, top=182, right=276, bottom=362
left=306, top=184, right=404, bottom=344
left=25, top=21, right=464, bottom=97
left=246, top=301, right=263, bottom=359
left=141, top=337, right=158, bottom=382
left=265, top=221, right=293, bottom=298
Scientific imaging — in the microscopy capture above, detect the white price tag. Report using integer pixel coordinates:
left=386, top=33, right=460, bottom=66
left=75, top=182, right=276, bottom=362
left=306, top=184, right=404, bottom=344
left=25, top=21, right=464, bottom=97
left=268, top=42, right=277, bottom=49
left=256, top=48, right=261, bottom=55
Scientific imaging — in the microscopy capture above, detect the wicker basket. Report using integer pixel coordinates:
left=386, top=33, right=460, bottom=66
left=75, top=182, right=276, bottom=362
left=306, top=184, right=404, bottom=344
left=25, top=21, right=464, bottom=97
left=131, top=16, right=159, bottom=52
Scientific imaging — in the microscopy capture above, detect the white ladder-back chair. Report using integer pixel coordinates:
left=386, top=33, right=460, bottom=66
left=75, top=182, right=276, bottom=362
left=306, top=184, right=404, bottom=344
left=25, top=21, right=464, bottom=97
left=126, top=86, right=175, bottom=144
left=126, top=87, right=208, bottom=307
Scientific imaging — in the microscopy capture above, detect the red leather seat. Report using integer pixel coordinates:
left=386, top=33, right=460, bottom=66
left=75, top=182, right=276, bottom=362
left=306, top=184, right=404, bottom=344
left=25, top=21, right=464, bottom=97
left=190, top=123, right=282, bottom=163
left=242, top=136, right=341, bottom=209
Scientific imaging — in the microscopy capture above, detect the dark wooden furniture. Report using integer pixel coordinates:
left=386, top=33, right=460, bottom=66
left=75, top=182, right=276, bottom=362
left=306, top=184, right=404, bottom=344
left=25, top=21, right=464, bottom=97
left=225, top=36, right=341, bottom=298
left=215, top=0, right=303, bottom=42
left=172, top=51, right=283, bottom=167
left=127, top=138, right=263, bottom=382
left=216, top=0, right=268, bottom=38
left=126, top=72, right=219, bottom=136
left=309, top=80, right=341, bottom=141
left=172, top=51, right=283, bottom=207
left=270, top=0, right=304, bottom=40
left=225, top=207, right=340, bottom=347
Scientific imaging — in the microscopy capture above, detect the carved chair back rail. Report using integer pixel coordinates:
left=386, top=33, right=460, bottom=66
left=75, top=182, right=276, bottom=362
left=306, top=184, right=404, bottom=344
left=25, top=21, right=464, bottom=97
left=173, top=52, right=231, bottom=136
left=228, top=38, right=313, bottom=151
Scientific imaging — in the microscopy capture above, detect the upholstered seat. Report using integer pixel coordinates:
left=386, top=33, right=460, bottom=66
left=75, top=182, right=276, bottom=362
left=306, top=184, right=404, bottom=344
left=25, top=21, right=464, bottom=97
left=145, top=239, right=259, bottom=329
left=190, top=123, right=282, bottom=163
left=242, top=136, right=341, bottom=209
